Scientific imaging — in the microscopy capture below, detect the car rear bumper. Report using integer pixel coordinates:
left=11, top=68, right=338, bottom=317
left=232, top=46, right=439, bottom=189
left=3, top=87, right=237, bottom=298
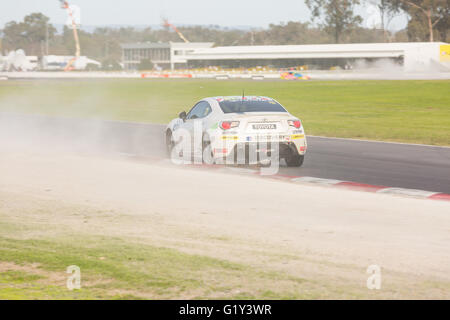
left=211, top=137, right=307, bottom=164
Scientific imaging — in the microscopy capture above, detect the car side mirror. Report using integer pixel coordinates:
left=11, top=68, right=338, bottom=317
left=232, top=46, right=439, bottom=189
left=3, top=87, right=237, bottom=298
left=179, top=111, right=187, bottom=122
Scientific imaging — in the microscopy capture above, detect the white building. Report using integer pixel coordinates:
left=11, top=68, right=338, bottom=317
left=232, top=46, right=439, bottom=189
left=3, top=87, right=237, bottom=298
left=185, top=42, right=450, bottom=72
left=122, top=41, right=450, bottom=72
left=41, top=55, right=101, bottom=71
left=121, top=42, right=214, bottom=70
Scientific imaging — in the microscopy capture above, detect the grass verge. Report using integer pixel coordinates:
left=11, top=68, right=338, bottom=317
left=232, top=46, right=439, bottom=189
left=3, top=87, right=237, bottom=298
left=0, top=230, right=327, bottom=300
left=0, top=79, right=449, bottom=145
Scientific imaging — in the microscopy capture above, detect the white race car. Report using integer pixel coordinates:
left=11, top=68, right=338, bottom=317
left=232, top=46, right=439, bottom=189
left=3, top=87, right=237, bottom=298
left=165, top=96, right=307, bottom=166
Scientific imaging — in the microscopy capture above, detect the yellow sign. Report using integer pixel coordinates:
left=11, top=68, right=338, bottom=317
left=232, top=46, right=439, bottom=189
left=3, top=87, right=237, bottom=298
left=291, top=134, right=305, bottom=140
left=440, top=45, right=450, bottom=62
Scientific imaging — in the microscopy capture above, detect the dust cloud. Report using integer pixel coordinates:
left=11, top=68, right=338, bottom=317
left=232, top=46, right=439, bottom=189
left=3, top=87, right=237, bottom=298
left=0, top=112, right=166, bottom=158
left=352, top=58, right=404, bottom=73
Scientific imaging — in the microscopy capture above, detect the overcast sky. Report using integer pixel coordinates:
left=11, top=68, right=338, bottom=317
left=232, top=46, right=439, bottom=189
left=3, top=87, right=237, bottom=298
left=0, top=0, right=407, bottom=30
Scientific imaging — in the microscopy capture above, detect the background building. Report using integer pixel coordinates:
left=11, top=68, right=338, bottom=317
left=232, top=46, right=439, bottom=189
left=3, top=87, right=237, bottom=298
left=121, top=42, right=214, bottom=70
left=41, top=56, right=101, bottom=71
left=186, top=42, right=450, bottom=72
left=122, top=41, right=450, bottom=72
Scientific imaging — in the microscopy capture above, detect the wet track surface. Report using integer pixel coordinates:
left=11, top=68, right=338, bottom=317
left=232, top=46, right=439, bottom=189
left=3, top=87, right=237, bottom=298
left=2, top=113, right=450, bottom=193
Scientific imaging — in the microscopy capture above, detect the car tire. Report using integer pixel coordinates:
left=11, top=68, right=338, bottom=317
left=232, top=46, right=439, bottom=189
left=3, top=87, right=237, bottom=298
left=202, top=134, right=214, bottom=164
left=166, top=130, right=174, bottom=157
left=285, top=154, right=304, bottom=167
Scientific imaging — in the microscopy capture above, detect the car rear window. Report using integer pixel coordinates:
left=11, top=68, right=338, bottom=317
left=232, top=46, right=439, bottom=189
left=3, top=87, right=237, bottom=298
left=218, top=99, right=287, bottom=114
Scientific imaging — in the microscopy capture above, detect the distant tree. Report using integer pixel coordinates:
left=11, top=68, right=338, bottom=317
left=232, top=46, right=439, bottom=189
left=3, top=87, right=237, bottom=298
left=252, top=21, right=331, bottom=45
left=389, top=0, right=449, bottom=41
left=306, top=0, right=363, bottom=43
left=343, top=25, right=387, bottom=42
left=1, top=21, right=26, bottom=51
left=101, top=59, right=122, bottom=71
left=138, top=59, right=153, bottom=71
left=434, top=4, right=449, bottom=41
left=2, top=13, right=56, bottom=55
left=85, top=63, right=100, bottom=71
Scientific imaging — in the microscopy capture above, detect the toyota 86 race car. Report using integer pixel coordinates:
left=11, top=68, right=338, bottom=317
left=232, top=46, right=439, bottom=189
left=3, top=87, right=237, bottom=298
left=165, top=96, right=307, bottom=167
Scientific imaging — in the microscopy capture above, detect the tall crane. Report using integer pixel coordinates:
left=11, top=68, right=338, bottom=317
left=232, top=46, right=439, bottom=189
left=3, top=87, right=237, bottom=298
left=162, top=18, right=190, bottom=43
left=59, top=0, right=80, bottom=71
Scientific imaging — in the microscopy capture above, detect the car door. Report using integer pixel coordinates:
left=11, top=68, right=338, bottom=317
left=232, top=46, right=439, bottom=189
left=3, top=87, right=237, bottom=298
left=185, top=101, right=212, bottom=155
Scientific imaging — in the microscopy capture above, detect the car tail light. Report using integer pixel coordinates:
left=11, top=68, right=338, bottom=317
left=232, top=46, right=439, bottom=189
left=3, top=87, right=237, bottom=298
left=220, top=121, right=240, bottom=130
left=288, top=119, right=302, bottom=129
left=214, top=148, right=228, bottom=154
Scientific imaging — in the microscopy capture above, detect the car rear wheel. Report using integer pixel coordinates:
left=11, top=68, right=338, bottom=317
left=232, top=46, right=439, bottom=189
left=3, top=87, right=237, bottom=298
left=202, top=134, right=214, bottom=164
left=285, top=154, right=304, bottom=167
left=166, top=130, right=174, bottom=157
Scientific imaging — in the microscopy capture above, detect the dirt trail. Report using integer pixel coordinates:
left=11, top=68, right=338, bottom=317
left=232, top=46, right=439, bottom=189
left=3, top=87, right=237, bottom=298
left=1, top=149, right=449, bottom=298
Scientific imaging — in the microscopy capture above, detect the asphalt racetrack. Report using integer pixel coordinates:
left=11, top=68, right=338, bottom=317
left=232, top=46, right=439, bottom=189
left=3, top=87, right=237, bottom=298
left=2, top=113, right=450, bottom=194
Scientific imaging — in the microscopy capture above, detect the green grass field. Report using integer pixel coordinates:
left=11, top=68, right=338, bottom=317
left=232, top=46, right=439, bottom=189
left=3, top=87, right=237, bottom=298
left=1, top=216, right=434, bottom=300
left=0, top=219, right=368, bottom=300
left=1, top=230, right=300, bottom=300
left=0, top=79, right=449, bottom=145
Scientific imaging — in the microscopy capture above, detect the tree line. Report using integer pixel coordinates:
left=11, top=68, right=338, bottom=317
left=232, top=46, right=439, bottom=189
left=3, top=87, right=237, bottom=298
left=0, top=0, right=448, bottom=68
left=306, top=0, right=448, bottom=43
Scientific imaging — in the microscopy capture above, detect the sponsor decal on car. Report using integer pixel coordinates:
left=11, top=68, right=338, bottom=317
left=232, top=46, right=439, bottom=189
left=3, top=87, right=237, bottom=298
left=216, top=96, right=274, bottom=103
left=244, top=135, right=290, bottom=142
left=291, top=134, right=305, bottom=140
left=221, top=136, right=238, bottom=140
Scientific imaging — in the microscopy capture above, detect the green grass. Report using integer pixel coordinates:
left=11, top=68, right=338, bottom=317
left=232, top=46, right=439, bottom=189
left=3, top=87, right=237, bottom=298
left=0, top=271, right=44, bottom=284
left=0, top=79, right=449, bottom=145
left=0, top=231, right=328, bottom=300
